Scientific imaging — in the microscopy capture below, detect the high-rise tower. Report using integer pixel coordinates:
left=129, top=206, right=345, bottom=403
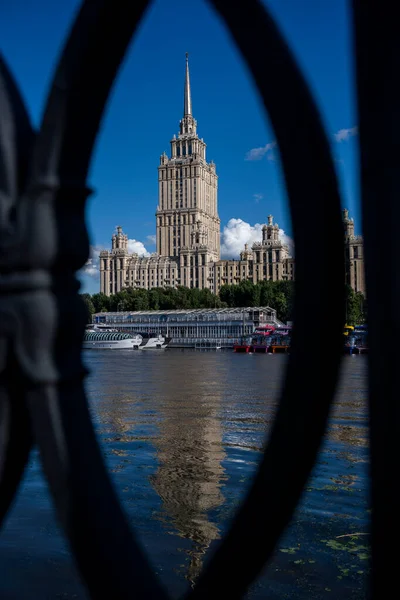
left=99, top=56, right=309, bottom=297
left=156, top=54, right=220, bottom=273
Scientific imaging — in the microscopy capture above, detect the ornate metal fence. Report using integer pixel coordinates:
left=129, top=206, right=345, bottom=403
left=0, top=0, right=387, bottom=597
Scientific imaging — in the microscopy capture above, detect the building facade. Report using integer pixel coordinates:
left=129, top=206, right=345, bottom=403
left=99, top=56, right=364, bottom=297
left=343, top=208, right=365, bottom=294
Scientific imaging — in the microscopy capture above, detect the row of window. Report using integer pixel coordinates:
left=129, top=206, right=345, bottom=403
left=181, top=255, right=207, bottom=267
left=158, top=214, right=199, bottom=226
left=106, top=267, right=295, bottom=294
left=255, top=250, right=282, bottom=262
left=176, top=143, right=192, bottom=157
left=159, top=168, right=214, bottom=182
left=160, top=167, right=199, bottom=179
left=105, top=260, right=293, bottom=276
left=160, top=184, right=199, bottom=210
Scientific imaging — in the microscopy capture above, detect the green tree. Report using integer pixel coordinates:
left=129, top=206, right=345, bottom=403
left=235, top=279, right=260, bottom=306
left=85, top=280, right=297, bottom=321
left=273, top=281, right=295, bottom=322
left=345, top=285, right=364, bottom=325
left=258, top=280, right=273, bottom=307
left=270, top=290, right=288, bottom=322
left=219, top=284, right=237, bottom=307
left=198, top=287, right=222, bottom=308
left=80, top=293, right=95, bottom=323
left=109, top=290, right=130, bottom=312
left=148, top=288, right=160, bottom=310
left=90, top=292, right=110, bottom=313
left=157, top=287, right=179, bottom=309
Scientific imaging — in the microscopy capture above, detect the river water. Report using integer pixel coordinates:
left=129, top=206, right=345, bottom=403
left=0, top=352, right=369, bottom=599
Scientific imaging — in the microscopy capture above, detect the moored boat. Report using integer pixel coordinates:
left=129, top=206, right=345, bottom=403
left=83, top=329, right=170, bottom=350
left=83, top=331, right=143, bottom=350
left=249, top=333, right=270, bottom=353
left=233, top=335, right=253, bottom=353
left=268, top=326, right=292, bottom=353
left=234, top=325, right=291, bottom=353
left=138, top=332, right=171, bottom=349
left=353, top=325, right=368, bottom=353
left=344, top=325, right=368, bottom=354
left=254, top=324, right=275, bottom=337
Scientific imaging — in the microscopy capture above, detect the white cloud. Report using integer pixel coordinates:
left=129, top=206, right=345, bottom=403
left=278, top=228, right=295, bottom=257
left=221, top=219, right=263, bottom=258
left=146, top=234, right=156, bottom=245
left=245, top=141, right=277, bottom=161
left=253, top=193, right=263, bottom=203
left=127, top=239, right=150, bottom=256
left=245, top=126, right=358, bottom=162
left=220, top=218, right=294, bottom=259
left=81, top=245, right=104, bottom=279
left=82, top=260, right=98, bottom=278
left=334, top=126, right=358, bottom=142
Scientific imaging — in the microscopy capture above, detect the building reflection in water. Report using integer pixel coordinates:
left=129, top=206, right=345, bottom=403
left=86, top=352, right=227, bottom=584
left=147, top=358, right=226, bottom=587
left=91, top=381, right=135, bottom=440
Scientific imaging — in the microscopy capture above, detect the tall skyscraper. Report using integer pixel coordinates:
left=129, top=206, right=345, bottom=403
left=99, top=56, right=364, bottom=296
left=156, top=53, right=220, bottom=262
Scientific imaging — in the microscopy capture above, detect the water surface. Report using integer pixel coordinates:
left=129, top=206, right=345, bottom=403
left=0, top=352, right=369, bottom=598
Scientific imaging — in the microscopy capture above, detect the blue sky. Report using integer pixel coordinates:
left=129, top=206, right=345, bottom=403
left=1, top=0, right=359, bottom=293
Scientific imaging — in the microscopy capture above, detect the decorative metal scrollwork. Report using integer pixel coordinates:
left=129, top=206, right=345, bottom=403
left=2, top=0, right=373, bottom=598
left=352, top=1, right=397, bottom=598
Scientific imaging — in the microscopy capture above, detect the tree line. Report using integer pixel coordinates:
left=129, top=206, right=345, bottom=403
left=81, top=280, right=365, bottom=326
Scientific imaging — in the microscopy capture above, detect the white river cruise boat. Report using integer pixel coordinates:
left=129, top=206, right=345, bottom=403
left=83, top=328, right=169, bottom=350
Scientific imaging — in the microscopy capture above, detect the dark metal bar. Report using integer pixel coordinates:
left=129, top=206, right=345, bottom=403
left=0, top=56, right=37, bottom=524
left=0, top=56, right=33, bottom=226
left=0, top=360, right=32, bottom=524
left=24, top=0, right=169, bottom=597
left=352, top=1, right=400, bottom=597
left=188, top=1, right=345, bottom=597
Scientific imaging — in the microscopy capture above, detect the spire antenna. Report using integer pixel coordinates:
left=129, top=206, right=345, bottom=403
left=184, top=52, right=192, bottom=116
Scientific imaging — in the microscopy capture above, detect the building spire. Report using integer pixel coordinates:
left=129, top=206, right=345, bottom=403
left=184, top=52, right=192, bottom=116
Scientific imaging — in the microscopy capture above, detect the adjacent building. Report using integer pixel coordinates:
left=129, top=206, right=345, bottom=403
left=99, top=55, right=365, bottom=297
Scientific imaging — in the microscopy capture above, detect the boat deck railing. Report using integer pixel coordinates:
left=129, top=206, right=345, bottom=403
left=84, top=331, right=136, bottom=341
